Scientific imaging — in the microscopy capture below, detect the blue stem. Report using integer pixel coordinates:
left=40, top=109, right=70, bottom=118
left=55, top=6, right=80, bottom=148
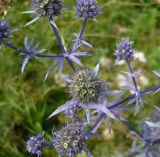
left=70, top=16, right=88, bottom=53
left=49, top=17, right=66, bottom=54
left=49, top=16, right=76, bottom=71
left=0, top=39, right=63, bottom=59
left=90, top=85, right=160, bottom=139
left=127, top=60, right=139, bottom=92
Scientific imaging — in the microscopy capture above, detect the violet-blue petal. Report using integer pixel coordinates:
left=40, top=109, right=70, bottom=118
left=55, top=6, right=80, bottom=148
left=48, top=100, right=75, bottom=119
left=21, top=56, right=30, bottom=74
left=45, top=61, right=59, bottom=81
left=105, top=116, right=113, bottom=135
left=90, top=104, right=116, bottom=120
left=24, top=16, right=40, bottom=27
left=58, top=59, right=64, bottom=73
left=93, top=63, right=99, bottom=76
left=69, top=54, right=83, bottom=66
left=71, top=52, right=91, bottom=57
left=24, top=36, right=29, bottom=50
left=145, top=121, right=160, bottom=128
left=82, top=40, right=93, bottom=48
left=22, top=10, right=35, bottom=14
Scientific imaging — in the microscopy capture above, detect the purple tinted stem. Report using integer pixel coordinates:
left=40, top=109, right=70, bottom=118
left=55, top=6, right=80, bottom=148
left=90, top=86, right=160, bottom=139
left=79, top=16, right=88, bottom=41
left=127, top=60, right=138, bottom=92
left=0, top=39, right=27, bottom=54
left=0, top=39, right=63, bottom=59
left=49, top=17, right=66, bottom=54
left=109, top=85, right=160, bottom=109
left=49, top=17, right=76, bottom=71
left=66, top=57, right=76, bottom=71
left=70, top=16, right=88, bottom=53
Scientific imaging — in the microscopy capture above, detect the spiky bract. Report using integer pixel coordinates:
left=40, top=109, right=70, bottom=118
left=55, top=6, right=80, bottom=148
left=68, top=68, right=105, bottom=104
left=32, top=0, right=62, bottom=17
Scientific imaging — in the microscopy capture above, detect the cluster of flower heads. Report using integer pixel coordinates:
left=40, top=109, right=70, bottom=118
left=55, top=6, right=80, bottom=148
left=0, top=0, right=160, bottom=157
left=27, top=123, right=93, bottom=157
left=75, top=0, right=100, bottom=19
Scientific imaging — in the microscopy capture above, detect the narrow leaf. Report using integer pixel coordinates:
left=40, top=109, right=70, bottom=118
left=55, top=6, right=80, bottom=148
left=69, top=55, right=83, bottom=66
left=93, top=63, right=100, bottom=76
left=24, top=17, right=40, bottom=27
left=21, top=56, right=30, bottom=75
left=48, top=100, right=74, bottom=119
left=22, top=10, right=35, bottom=14
left=71, top=52, right=91, bottom=57
left=145, top=121, right=160, bottom=128
left=45, top=61, right=58, bottom=80
left=82, top=40, right=93, bottom=48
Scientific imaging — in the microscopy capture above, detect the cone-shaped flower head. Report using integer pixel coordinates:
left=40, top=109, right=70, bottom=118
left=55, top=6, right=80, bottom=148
left=32, top=0, right=62, bottom=17
left=26, top=134, right=44, bottom=156
left=115, top=38, right=135, bottom=62
left=68, top=68, right=105, bottom=104
left=52, top=124, right=85, bottom=156
left=75, top=0, right=100, bottom=19
left=0, top=20, right=10, bottom=39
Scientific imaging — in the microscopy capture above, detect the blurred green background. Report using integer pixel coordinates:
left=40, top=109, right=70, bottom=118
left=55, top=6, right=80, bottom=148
left=0, top=0, right=160, bottom=156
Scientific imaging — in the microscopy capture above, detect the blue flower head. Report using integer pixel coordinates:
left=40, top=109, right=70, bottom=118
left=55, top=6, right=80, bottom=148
left=75, top=0, right=100, bottom=19
left=27, top=134, right=44, bottom=157
left=68, top=68, right=105, bottom=105
left=0, top=20, right=10, bottom=39
left=23, top=0, right=63, bottom=27
left=115, top=38, right=135, bottom=62
left=52, top=123, right=92, bottom=157
left=31, top=0, right=62, bottom=17
left=49, top=64, right=117, bottom=124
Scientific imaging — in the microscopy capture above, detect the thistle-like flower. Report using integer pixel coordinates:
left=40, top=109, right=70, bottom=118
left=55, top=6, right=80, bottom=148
left=75, top=0, right=100, bottom=19
left=26, top=134, right=44, bottom=157
left=115, top=38, right=135, bottom=62
left=0, top=20, right=10, bottom=39
left=23, top=0, right=63, bottom=27
left=68, top=68, right=105, bottom=104
left=49, top=65, right=117, bottom=124
left=32, top=0, right=62, bottom=17
left=52, top=124, right=91, bottom=157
